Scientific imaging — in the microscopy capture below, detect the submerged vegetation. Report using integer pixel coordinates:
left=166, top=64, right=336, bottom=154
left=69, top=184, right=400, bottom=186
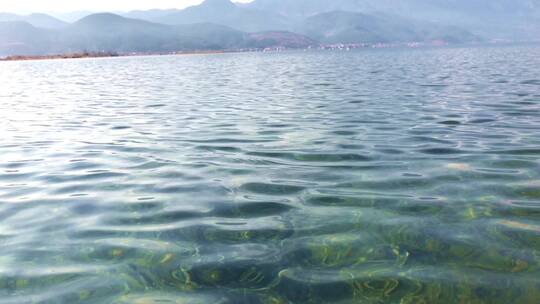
left=0, top=24, right=539, bottom=304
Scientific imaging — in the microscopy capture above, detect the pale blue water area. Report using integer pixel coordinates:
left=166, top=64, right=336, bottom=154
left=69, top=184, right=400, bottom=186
left=0, top=46, right=539, bottom=303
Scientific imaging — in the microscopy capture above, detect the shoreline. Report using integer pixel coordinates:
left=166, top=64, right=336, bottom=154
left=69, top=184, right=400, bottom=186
left=0, top=50, right=233, bottom=62
left=2, top=41, right=537, bottom=62
left=0, top=52, right=120, bottom=62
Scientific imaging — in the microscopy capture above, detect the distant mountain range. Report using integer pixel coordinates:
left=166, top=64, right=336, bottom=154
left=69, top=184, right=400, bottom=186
left=245, top=0, right=540, bottom=40
left=0, top=12, right=67, bottom=29
left=300, top=11, right=479, bottom=44
left=132, top=0, right=291, bottom=33
left=1, top=0, right=538, bottom=56
left=0, top=13, right=316, bottom=56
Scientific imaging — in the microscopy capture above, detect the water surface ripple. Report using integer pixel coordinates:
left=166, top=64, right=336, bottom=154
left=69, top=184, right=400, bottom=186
left=1, top=46, right=540, bottom=303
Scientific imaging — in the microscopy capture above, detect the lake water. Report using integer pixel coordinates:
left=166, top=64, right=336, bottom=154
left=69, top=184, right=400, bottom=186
left=0, top=46, right=539, bottom=303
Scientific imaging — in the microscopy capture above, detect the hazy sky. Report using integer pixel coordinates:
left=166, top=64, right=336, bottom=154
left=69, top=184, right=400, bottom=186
left=2, top=0, right=253, bottom=14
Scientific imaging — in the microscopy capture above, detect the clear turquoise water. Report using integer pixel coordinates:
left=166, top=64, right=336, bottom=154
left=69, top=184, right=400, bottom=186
left=0, top=46, right=539, bottom=304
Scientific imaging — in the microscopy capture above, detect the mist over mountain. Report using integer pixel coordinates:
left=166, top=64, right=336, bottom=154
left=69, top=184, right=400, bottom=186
left=0, top=13, right=314, bottom=56
left=0, top=13, right=68, bottom=29
left=53, top=11, right=98, bottom=23
left=300, top=11, right=480, bottom=44
left=2, top=0, right=538, bottom=57
left=0, top=21, right=55, bottom=55
left=122, top=0, right=483, bottom=42
left=247, top=0, right=540, bottom=40
left=132, top=0, right=290, bottom=32
left=123, top=9, right=183, bottom=22
left=247, top=0, right=540, bottom=20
